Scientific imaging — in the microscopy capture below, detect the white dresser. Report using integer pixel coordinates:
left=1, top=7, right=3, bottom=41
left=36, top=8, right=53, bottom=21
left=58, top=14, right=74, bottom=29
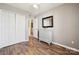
left=39, top=29, right=53, bottom=45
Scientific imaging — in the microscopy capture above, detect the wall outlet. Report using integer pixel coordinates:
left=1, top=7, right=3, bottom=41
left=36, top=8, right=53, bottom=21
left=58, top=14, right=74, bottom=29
left=72, top=41, right=74, bottom=44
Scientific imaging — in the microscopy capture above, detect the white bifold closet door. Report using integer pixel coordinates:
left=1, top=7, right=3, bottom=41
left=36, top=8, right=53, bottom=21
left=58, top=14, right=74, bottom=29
left=1, top=10, right=16, bottom=48
left=0, top=10, right=26, bottom=48
left=16, top=13, right=26, bottom=42
left=0, top=10, right=2, bottom=47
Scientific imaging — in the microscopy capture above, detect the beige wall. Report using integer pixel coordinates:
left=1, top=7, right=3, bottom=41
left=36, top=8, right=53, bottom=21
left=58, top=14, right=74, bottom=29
left=37, top=3, right=79, bottom=50
left=54, top=3, right=79, bottom=49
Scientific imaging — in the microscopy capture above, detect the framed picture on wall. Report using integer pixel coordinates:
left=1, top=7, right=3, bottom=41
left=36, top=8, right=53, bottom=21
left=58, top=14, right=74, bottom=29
left=42, top=16, right=53, bottom=28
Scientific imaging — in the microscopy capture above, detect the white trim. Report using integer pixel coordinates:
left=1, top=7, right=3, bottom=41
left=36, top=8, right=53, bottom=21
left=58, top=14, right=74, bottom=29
left=52, top=42, right=79, bottom=52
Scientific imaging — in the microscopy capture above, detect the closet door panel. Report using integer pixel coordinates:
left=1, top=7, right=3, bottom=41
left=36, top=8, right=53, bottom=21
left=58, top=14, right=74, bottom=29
left=0, top=10, right=16, bottom=48
left=0, top=10, right=2, bottom=48
left=16, top=14, right=26, bottom=42
left=25, top=17, right=29, bottom=41
left=8, top=11, right=16, bottom=44
left=1, top=10, right=9, bottom=47
left=0, top=9, right=26, bottom=48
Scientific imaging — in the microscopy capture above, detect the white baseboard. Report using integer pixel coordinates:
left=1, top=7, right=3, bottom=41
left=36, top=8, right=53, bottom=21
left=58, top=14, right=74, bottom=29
left=52, top=42, right=79, bottom=52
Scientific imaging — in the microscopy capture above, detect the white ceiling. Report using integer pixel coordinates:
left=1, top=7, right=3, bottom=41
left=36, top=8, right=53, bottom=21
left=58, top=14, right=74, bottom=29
left=7, top=3, right=63, bottom=16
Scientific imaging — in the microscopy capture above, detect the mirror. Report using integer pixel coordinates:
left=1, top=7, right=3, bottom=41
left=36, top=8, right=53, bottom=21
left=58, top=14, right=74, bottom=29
left=42, top=16, right=53, bottom=28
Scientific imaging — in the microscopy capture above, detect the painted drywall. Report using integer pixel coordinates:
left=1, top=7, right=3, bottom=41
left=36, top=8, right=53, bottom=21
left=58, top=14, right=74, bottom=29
left=36, top=3, right=79, bottom=50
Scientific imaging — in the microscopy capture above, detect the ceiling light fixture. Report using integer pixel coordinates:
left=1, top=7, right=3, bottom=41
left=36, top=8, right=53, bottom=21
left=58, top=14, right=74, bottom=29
left=33, top=4, right=39, bottom=9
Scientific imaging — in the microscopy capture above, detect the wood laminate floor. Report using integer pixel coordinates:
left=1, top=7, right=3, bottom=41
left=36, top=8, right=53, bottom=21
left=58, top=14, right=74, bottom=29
left=0, top=36, right=79, bottom=55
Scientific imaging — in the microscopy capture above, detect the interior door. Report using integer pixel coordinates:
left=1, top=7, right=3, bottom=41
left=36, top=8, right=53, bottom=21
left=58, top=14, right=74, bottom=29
left=0, top=9, right=27, bottom=48
left=16, top=13, right=26, bottom=42
left=0, top=10, right=16, bottom=48
left=1, top=10, right=9, bottom=47
left=8, top=11, right=16, bottom=44
left=0, top=10, right=2, bottom=48
left=33, top=18, right=38, bottom=38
